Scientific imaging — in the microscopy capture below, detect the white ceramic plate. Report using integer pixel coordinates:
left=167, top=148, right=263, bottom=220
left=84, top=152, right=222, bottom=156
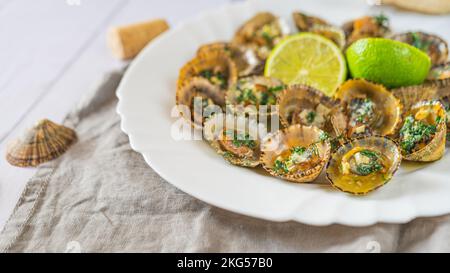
left=117, top=0, right=450, bottom=226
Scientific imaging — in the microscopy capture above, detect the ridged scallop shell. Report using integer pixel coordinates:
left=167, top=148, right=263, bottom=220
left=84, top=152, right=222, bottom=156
left=277, top=84, right=343, bottom=133
left=197, top=42, right=261, bottom=77
left=292, top=11, right=329, bottom=32
left=435, top=78, right=450, bottom=99
left=232, top=12, right=290, bottom=60
left=342, top=15, right=391, bottom=46
left=261, top=124, right=331, bottom=183
left=428, top=62, right=450, bottom=80
left=233, top=12, right=276, bottom=44
left=399, top=100, right=447, bottom=162
left=291, top=11, right=344, bottom=49
left=6, top=119, right=77, bottom=167
left=392, top=78, right=450, bottom=111
left=203, top=113, right=264, bottom=167
left=176, top=77, right=225, bottom=128
left=332, top=79, right=402, bottom=138
left=390, top=32, right=448, bottom=66
left=177, top=48, right=238, bottom=92
left=326, top=136, right=401, bottom=195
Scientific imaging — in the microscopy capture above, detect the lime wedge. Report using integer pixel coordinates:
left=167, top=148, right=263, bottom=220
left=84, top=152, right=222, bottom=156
left=346, top=38, right=431, bottom=88
left=265, top=33, right=347, bottom=96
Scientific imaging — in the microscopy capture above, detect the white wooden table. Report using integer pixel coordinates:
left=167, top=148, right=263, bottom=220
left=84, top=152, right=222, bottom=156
left=0, top=0, right=237, bottom=232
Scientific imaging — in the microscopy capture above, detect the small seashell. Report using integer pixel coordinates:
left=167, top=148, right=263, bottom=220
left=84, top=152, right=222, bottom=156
left=277, top=84, right=342, bottom=134
left=342, top=15, right=391, bottom=47
left=260, top=124, right=331, bottom=183
left=232, top=12, right=290, bottom=60
left=197, top=42, right=262, bottom=77
left=203, top=113, right=264, bottom=167
left=326, top=136, right=402, bottom=195
left=398, top=100, right=447, bottom=162
left=428, top=62, right=450, bottom=80
left=333, top=79, right=402, bottom=139
left=6, top=119, right=77, bottom=167
left=392, top=78, right=450, bottom=111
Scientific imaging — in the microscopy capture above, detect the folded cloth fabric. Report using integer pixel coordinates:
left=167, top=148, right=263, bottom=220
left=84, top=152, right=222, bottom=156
left=1, top=71, right=450, bottom=253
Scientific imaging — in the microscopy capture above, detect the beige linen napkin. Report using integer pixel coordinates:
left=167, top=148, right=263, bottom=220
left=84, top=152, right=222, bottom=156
left=1, top=71, right=450, bottom=253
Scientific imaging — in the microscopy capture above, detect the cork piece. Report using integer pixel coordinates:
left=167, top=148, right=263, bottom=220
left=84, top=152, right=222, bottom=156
left=108, top=19, right=169, bottom=60
left=381, top=0, right=450, bottom=14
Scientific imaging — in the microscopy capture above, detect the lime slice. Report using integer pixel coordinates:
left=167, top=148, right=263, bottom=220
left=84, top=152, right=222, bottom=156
left=264, top=33, right=347, bottom=97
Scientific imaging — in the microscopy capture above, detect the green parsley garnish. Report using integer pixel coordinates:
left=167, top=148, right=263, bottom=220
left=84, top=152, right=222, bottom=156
left=356, top=162, right=383, bottom=176
left=411, top=32, right=432, bottom=52
left=273, top=159, right=289, bottom=174
left=306, top=111, right=316, bottom=124
left=374, top=13, right=389, bottom=27
left=199, top=69, right=213, bottom=79
left=399, top=115, right=437, bottom=154
left=259, top=92, right=277, bottom=105
left=354, top=149, right=382, bottom=176
left=199, top=69, right=226, bottom=89
left=272, top=144, right=319, bottom=175
left=223, top=151, right=234, bottom=158
left=232, top=133, right=256, bottom=149
left=260, top=85, right=284, bottom=105
left=267, top=85, right=285, bottom=93
left=260, top=92, right=269, bottom=105
left=319, top=131, right=331, bottom=142
left=292, top=144, right=319, bottom=157
left=237, top=88, right=258, bottom=104
left=359, top=149, right=379, bottom=160
left=261, top=31, right=273, bottom=44
left=291, top=146, right=306, bottom=154
left=350, top=98, right=374, bottom=125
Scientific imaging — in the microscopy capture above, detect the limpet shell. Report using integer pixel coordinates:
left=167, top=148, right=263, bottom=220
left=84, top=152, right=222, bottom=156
left=203, top=114, right=264, bottom=167
left=333, top=79, right=402, bottom=138
left=392, top=78, right=450, bottom=111
left=428, top=62, right=450, bottom=80
left=6, top=119, right=77, bottom=167
left=177, top=48, right=238, bottom=92
left=326, top=136, right=401, bottom=195
left=399, top=100, right=447, bottom=162
left=292, top=11, right=329, bottom=32
left=176, top=77, right=224, bottom=128
left=277, top=84, right=343, bottom=134
left=197, top=42, right=261, bottom=77
left=232, top=12, right=290, bottom=60
left=342, top=15, right=391, bottom=47
left=260, top=124, right=331, bottom=183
